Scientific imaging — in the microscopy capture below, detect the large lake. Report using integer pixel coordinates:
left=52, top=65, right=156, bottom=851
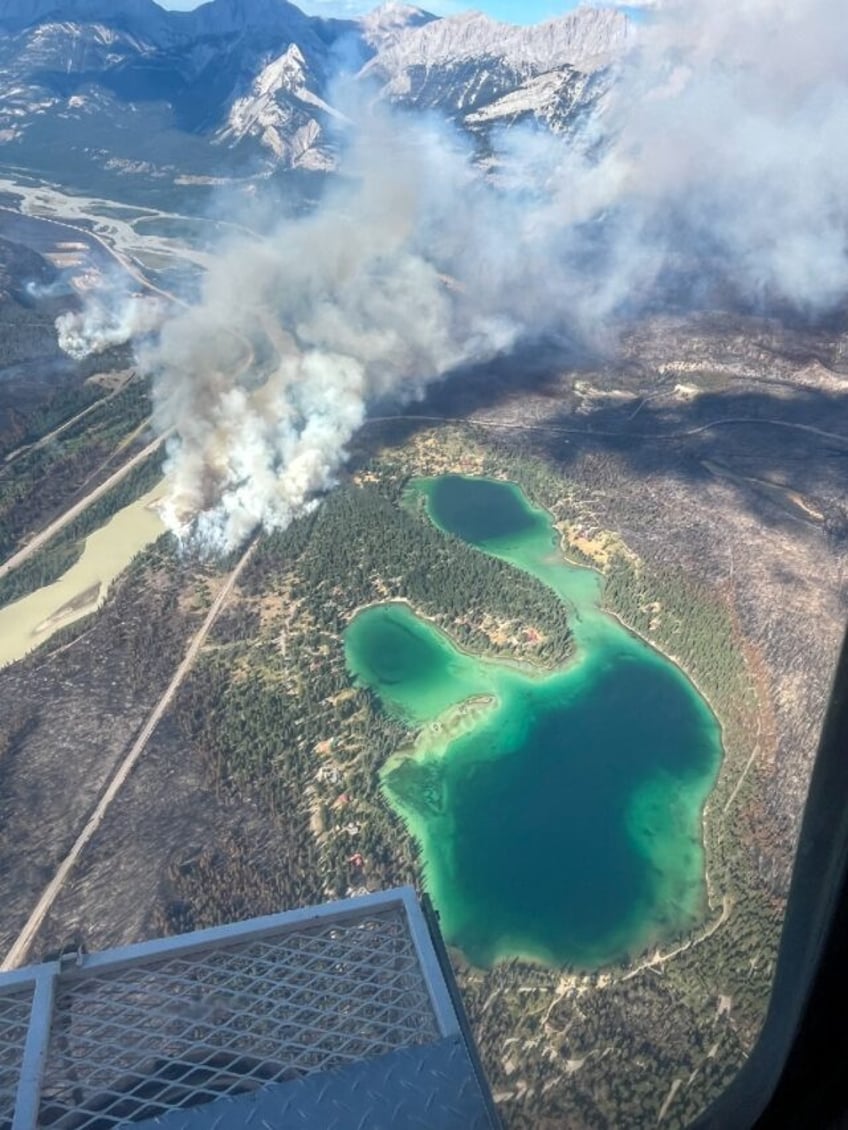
left=345, top=475, right=723, bottom=969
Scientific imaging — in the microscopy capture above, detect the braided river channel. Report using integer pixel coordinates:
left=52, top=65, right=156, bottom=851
left=345, top=476, right=723, bottom=968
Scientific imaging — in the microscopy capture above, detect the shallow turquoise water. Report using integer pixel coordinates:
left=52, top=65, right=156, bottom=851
left=344, top=475, right=723, bottom=969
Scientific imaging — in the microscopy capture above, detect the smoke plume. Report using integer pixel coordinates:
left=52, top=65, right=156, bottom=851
left=598, top=0, right=848, bottom=312
left=56, top=284, right=165, bottom=361
left=144, top=110, right=518, bottom=551
left=132, top=0, right=848, bottom=550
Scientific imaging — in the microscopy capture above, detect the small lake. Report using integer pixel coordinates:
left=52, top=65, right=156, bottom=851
left=345, top=476, right=723, bottom=969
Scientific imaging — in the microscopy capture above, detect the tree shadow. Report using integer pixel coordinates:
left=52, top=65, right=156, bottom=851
left=351, top=317, right=848, bottom=544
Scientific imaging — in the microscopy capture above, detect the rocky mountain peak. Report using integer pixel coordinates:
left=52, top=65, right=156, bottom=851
left=0, top=0, right=631, bottom=184
left=185, top=0, right=313, bottom=39
left=360, top=3, right=437, bottom=48
left=363, top=6, right=630, bottom=77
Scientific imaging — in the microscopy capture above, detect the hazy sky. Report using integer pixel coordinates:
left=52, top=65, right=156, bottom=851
left=157, top=1, right=600, bottom=23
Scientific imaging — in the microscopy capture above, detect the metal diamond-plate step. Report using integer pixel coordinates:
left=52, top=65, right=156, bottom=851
left=38, top=908, right=439, bottom=1128
left=130, top=1037, right=496, bottom=1130
left=0, top=888, right=499, bottom=1130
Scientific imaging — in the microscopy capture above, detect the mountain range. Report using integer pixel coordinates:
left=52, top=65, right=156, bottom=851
left=0, top=0, right=630, bottom=193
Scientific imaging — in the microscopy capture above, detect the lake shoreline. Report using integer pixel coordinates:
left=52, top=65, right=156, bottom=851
left=348, top=474, right=725, bottom=970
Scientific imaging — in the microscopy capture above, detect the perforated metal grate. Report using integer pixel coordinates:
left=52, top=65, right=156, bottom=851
left=0, top=890, right=502, bottom=1130
left=0, top=983, right=33, bottom=1126
left=38, top=908, right=439, bottom=1128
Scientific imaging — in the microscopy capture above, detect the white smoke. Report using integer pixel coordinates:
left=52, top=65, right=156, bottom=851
left=56, top=286, right=165, bottom=361
left=595, top=0, right=848, bottom=312
left=145, top=108, right=519, bottom=552
left=141, top=0, right=848, bottom=551
left=26, top=278, right=69, bottom=300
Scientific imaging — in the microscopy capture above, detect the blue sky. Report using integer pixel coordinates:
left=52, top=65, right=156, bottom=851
left=158, top=1, right=598, bottom=24
left=296, top=1, right=587, bottom=19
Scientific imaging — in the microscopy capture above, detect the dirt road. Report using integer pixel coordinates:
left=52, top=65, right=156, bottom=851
left=0, top=431, right=168, bottom=582
left=0, top=203, right=188, bottom=310
left=1, top=539, right=256, bottom=971
left=4, top=371, right=137, bottom=466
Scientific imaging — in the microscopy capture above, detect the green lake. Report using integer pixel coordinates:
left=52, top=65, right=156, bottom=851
left=344, top=475, right=723, bottom=969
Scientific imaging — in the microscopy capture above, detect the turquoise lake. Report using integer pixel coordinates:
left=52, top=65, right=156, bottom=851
left=344, top=475, right=723, bottom=968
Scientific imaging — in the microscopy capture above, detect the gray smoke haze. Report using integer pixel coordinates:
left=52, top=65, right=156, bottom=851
left=134, top=0, right=848, bottom=551
left=598, top=0, right=848, bottom=311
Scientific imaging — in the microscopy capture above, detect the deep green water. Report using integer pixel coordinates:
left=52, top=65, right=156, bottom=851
left=344, top=475, right=723, bottom=969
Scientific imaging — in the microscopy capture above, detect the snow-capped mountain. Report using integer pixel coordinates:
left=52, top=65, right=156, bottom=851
left=360, top=2, right=437, bottom=50
left=362, top=7, right=627, bottom=138
left=218, top=43, right=340, bottom=170
left=183, top=0, right=324, bottom=48
left=0, top=0, right=629, bottom=191
left=365, top=7, right=628, bottom=81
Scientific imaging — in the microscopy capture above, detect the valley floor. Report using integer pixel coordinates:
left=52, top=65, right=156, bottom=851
left=0, top=312, right=845, bottom=1128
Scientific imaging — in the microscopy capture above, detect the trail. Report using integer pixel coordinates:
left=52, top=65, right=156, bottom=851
left=75, top=415, right=153, bottom=491
left=0, top=432, right=166, bottom=582
left=366, top=413, right=848, bottom=446
left=619, top=894, right=733, bottom=982
left=723, top=744, right=760, bottom=815
left=1, top=540, right=257, bottom=972
left=3, top=371, right=137, bottom=466
left=723, top=714, right=762, bottom=816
